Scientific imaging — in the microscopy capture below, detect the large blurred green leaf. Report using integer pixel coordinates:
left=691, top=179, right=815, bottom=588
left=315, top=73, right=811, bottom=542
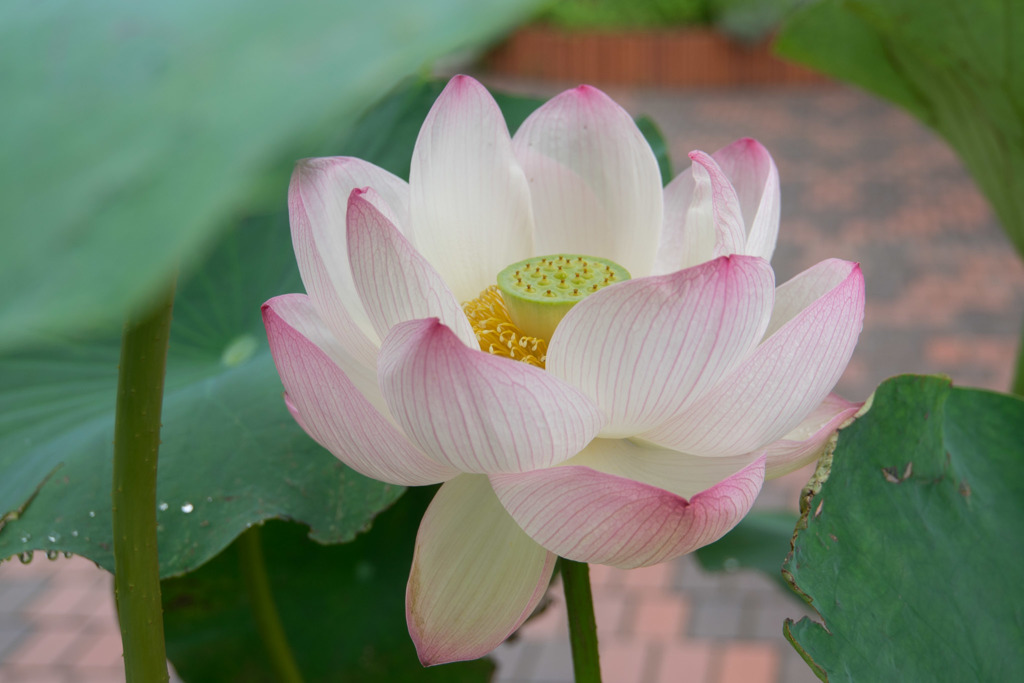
left=163, top=489, right=495, bottom=682
left=775, top=0, right=1024, bottom=258
left=783, top=375, right=1024, bottom=681
left=0, top=0, right=537, bottom=351
left=0, top=207, right=404, bottom=577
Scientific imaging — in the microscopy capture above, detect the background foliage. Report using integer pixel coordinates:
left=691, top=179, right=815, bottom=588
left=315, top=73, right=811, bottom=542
left=783, top=375, right=1024, bottom=681
left=0, top=0, right=537, bottom=352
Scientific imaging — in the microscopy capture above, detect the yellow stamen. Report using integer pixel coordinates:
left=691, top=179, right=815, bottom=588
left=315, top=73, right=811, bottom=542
left=462, top=285, right=548, bottom=368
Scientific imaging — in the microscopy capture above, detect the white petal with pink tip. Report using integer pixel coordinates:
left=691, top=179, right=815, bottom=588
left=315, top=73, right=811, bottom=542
left=547, top=255, right=774, bottom=438
left=711, top=138, right=780, bottom=261
left=263, top=298, right=458, bottom=486
left=654, top=151, right=746, bottom=272
left=409, top=76, right=534, bottom=302
left=378, top=318, right=604, bottom=474
left=407, top=475, right=556, bottom=666
left=642, top=259, right=865, bottom=456
left=512, top=85, right=662, bottom=277
left=290, top=157, right=411, bottom=348
left=346, top=189, right=476, bottom=347
left=490, top=446, right=765, bottom=569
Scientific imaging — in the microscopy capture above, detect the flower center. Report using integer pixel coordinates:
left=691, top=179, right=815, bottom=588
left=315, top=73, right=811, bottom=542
left=496, top=254, right=630, bottom=341
left=461, top=254, right=630, bottom=368
left=462, top=286, right=548, bottom=367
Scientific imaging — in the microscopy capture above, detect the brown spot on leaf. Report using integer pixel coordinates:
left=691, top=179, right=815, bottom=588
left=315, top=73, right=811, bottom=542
left=882, top=462, right=914, bottom=483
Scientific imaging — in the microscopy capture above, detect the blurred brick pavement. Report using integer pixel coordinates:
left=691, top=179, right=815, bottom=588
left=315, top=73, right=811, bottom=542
left=2, top=79, right=1022, bottom=682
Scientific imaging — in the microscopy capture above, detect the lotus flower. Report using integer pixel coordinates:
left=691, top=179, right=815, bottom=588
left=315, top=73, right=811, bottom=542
left=262, top=75, right=864, bottom=665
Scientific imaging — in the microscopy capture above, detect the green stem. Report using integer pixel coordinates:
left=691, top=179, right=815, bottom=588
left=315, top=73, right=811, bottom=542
left=1013, top=316, right=1024, bottom=396
left=561, top=558, right=602, bottom=683
left=113, top=283, right=176, bottom=683
left=238, top=525, right=305, bottom=683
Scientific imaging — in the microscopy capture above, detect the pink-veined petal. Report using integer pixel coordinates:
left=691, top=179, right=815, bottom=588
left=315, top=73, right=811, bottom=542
left=655, top=164, right=697, bottom=275
left=378, top=318, right=603, bottom=474
left=547, top=255, right=774, bottom=438
left=642, top=259, right=865, bottom=457
left=490, top=441, right=766, bottom=568
left=712, top=138, right=780, bottom=261
left=262, top=298, right=458, bottom=486
left=264, top=294, right=382, bottom=414
left=408, top=75, right=533, bottom=302
left=512, top=84, right=662, bottom=278
left=407, top=475, right=556, bottom=666
left=347, top=189, right=476, bottom=348
left=290, top=157, right=411, bottom=351
left=653, top=151, right=746, bottom=273
left=763, top=393, right=861, bottom=479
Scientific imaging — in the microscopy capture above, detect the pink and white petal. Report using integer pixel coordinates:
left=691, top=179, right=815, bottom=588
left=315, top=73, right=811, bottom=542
left=264, top=294, right=383, bottom=415
left=641, top=260, right=865, bottom=457
left=408, top=475, right=557, bottom=666
left=290, top=183, right=377, bottom=368
left=408, top=75, right=533, bottom=302
left=712, top=138, right=780, bottom=261
left=653, top=165, right=696, bottom=275
left=290, top=157, right=411, bottom=348
left=763, top=258, right=860, bottom=339
left=763, top=393, right=861, bottom=479
left=347, top=189, right=477, bottom=348
left=569, top=437, right=763, bottom=498
left=378, top=318, right=603, bottom=474
left=263, top=298, right=459, bottom=486
left=653, top=152, right=746, bottom=273
left=489, top=446, right=765, bottom=569
left=547, top=255, right=774, bottom=438
left=512, top=85, right=662, bottom=278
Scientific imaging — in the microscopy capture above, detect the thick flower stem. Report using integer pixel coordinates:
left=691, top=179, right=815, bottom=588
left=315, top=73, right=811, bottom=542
left=112, top=283, right=176, bottom=683
left=560, top=558, right=602, bottom=683
left=238, top=525, right=305, bottom=683
left=1013, top=319, right=1024, bottom=396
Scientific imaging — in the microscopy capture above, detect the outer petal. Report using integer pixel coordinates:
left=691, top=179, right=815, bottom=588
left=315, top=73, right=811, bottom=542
left=642, top=259, right=865, bottom=457
left=711, top=138, right=780, bottom=261
left=547, top=255, right=774, bottom=438
left=290, top=157, right=411, bottom=353
left=490, top=440, right=766, bottom=568
left=264, top=294, right=382, bottom=415
left=378, top=318, right=603, bottom=474
left=653, top=151, right=746, bottom=273
left=262, top=297, right=459, bottom=486
left=407, top=474, right=557, bottom=666
left=512, top=84, right=662, bottom=278
left=763, top=393, right=861, bottom=479
left=346, top=188, right=477, bottom=348
left=408, top=75, right=534, bottom=302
